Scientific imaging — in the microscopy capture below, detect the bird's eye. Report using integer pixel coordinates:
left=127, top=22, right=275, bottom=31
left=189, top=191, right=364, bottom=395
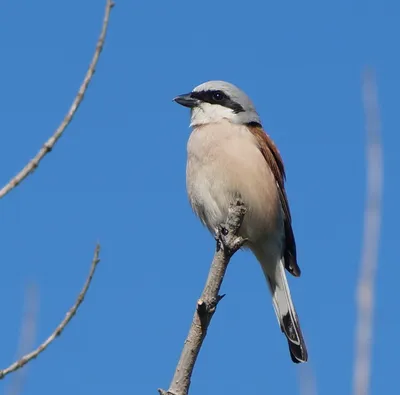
left=212, top=91, right=224, bottom=101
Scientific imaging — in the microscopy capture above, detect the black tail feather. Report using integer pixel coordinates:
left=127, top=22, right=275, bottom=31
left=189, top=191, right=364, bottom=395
left=288, top=339, right=308, bottom=363
left=282, top=312, right=308, bottom=363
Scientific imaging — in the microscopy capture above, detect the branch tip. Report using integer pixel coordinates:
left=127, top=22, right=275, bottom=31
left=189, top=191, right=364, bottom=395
left=0, top=244, right=101, bottom=380
left=0, top=0, right=114, bottom=200
left=217, top=294, right=226, bottom=303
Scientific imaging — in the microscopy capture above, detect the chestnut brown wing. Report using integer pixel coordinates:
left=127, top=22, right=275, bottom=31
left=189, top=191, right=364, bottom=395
left=247, top=125, right=301, bottom=277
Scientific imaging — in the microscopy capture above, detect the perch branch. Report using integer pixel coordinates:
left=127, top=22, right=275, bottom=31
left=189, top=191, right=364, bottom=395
left=0, top=244, right=101, bottom=380
left=0, top=0, right=115, bottom=200
left=353, top=68, right=383, bottom=395
left=159, top=200, right=247, bottom=395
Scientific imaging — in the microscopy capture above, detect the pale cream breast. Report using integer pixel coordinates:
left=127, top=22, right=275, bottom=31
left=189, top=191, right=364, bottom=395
left=186, top=120, right=283, bottom=242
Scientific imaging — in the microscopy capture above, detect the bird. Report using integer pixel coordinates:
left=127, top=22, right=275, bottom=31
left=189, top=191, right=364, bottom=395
left=173, top=80, right=308, bottom=363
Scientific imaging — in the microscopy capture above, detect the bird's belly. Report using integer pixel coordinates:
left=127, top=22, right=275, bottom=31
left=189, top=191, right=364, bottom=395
left=186, top=136, right=282, bottom=242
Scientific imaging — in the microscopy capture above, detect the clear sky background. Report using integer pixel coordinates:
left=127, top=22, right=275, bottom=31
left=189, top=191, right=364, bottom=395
left=0, top=0, right=398, bottom=394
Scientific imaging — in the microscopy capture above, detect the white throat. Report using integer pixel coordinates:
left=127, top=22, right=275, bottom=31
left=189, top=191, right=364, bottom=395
left=190, top=102, right=261, bottom=127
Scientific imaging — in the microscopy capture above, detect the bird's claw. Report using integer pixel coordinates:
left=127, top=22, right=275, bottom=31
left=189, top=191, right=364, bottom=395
left=215, top=224, right=229, bottom=252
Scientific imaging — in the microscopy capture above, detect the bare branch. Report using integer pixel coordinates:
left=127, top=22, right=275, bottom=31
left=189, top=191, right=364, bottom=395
left=0, top=244, right=101, bottom=380
left=353, top=68, right=383, bottom=395
left=0, top=0, right=115, bottom=200
left=159, top=200, right=247, bottom=395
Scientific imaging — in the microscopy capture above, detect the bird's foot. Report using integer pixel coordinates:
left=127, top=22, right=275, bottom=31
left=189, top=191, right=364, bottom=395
left=215, top=224, right=247, bottom=254
left=214, top=225, right=228, bottom=252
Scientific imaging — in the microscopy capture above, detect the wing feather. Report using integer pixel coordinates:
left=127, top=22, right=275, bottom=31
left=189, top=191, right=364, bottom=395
left=247, top=124, right=301, bottom=277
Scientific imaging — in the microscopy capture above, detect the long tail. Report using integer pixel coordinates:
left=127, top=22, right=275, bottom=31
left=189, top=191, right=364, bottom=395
left=256, top=250, right=308, bottom=363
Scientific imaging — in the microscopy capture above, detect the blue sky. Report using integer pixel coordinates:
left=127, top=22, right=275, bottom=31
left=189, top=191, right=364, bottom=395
left=0, top=0, right=399, bottom=394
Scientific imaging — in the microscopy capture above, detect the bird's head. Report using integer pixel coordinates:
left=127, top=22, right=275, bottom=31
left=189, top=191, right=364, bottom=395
left=173, top=80, right=261, bottom=127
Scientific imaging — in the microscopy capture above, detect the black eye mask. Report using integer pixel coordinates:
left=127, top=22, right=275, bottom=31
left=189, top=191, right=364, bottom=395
left=190, top=90, right=245, bottom=114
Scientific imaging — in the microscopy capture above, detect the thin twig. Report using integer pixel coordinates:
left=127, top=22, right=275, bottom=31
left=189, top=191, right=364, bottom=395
left=0, top=244, right=101, bottom=380
left=6, top=284, right=39, bottom=395
left=353, top=68, right=383, bottom=395
left=0, top=0, right=115, bottom=200
left=159, top=200, right=247, bottom=395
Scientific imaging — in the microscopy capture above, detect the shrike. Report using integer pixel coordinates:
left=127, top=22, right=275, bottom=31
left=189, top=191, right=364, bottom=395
left=173, top=80, right=308, bottom=363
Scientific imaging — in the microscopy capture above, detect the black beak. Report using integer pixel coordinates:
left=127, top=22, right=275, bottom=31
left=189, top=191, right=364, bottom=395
left=173, top=93, right=199, bottom=108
